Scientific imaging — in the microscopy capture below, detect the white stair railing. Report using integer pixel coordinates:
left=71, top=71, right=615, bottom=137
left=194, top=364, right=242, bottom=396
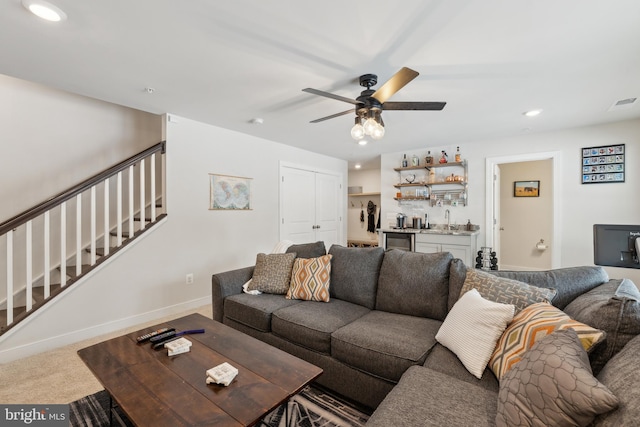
left=0, top=142, right=166, bottom=334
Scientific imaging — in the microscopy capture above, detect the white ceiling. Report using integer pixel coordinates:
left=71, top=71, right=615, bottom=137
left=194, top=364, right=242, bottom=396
left=2, top=0, right=639, bottom=170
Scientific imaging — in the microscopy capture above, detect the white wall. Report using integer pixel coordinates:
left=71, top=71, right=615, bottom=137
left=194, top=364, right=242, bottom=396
left=381, top=118, right=640, bottom=284
left=0, top=112, right=347, bottom=362
left=0, top=74, right=162, bottom=220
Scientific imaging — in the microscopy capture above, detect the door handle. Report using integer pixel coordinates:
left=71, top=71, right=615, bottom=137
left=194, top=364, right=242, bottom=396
left=312, top=225, right=321, bottom=229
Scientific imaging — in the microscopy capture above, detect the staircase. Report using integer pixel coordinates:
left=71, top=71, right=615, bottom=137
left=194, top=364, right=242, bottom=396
left=0, top=142, right=167, bottom=336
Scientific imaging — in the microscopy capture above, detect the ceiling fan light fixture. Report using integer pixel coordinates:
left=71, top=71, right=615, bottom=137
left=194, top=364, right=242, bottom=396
left=303, top=67, right=443, bottom=142
left=350, top=117, right=365, bottom=140
left=371, top=122, right=385, bottom=140
left=363, top=117, right=378, bottom=136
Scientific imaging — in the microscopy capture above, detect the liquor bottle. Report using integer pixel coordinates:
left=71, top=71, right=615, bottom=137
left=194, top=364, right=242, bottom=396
left=411, top=154, right=419, bottom=166
left=455, top=146, right=461, bottom=163
left=402, top=154, right=408, bottom=168
left=425, top=151, right=433, bottom=165
left=439, top=151, right=448, bottom=164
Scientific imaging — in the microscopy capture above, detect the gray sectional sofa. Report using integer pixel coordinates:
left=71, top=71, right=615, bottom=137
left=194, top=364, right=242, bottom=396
left=211, top=243, right=640, bottom=426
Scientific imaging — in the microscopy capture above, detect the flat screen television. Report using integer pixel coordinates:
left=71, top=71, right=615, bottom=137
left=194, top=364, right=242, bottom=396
left=593, top=224, right=640, bottom=269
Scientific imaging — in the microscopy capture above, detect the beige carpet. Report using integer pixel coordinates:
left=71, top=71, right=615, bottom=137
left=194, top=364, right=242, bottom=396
left=0, top=305, right=212, bottom=404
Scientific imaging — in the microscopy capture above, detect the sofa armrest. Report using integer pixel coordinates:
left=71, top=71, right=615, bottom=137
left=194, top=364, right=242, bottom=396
left=211, top=266, right=254, bottom=322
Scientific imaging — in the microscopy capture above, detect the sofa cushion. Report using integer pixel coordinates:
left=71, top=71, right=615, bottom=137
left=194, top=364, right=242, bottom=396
left=376, top=250, right=453, bottom=320
left=271, top=299, right=369, bottom=354
left=422, top=344, right=499, bottom=393
left=247, top=252, right=296, bottom=294
left=448, top=258, right=467, bottom=311
left=223, top=293, right=301, bottom=332
left=594, top=333, right=640, bottom=426
left=331, top=310, right=441, bottom=383
left=459, top=268, right=556, bottom=313
left=286, top=254, right=332, bottom=302
left=496, top=329, right=619, bottom=427
left=564, top=278, right=640, bottom=375
left=327, top=245, right=384, bottom=309
left=489, top=301, right=606, bottom=380
left=366, top=366, right=498, bottom=427
left=490, top=266, right=609, bottom=309
left=285, top=241, right=326, bottom=259
left=436, top=289, right=515, bottom=379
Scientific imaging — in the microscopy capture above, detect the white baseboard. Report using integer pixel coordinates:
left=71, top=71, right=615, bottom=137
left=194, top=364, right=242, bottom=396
left=0, top=295, right=209, bottom=364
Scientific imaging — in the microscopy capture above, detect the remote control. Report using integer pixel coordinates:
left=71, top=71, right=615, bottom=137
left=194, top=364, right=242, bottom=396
left=149, top=330, right=177, bottom=343
left=136, top=327, right=174, bottom=343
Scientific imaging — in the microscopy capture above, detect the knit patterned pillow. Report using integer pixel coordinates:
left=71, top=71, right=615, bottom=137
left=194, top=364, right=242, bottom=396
left=247, top=252, right=296, bottom=294
left=459, top=269, right=556, bottom=314
left=489, top=302, right=605, bottom=380
left=286, top=255, right=332, bottom=302
left=496, top=329, right=618, bottom=427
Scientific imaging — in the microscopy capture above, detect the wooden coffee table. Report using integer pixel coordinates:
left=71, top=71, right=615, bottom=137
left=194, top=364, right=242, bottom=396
left=78, top=313, right=323, bottom=426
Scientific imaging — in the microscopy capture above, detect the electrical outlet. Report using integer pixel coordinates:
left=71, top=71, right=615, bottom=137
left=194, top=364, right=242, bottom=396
left=186, top=273, right=194, bottom=285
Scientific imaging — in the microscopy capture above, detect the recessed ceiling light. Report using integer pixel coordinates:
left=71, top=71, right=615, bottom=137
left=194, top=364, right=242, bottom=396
left=22, top=0, right=67, bottom=22
left=358, top=139, right=368, bottom=146
left=355, top=164, right=361, bottom=169
left=523, top=109, right=543, bottom=117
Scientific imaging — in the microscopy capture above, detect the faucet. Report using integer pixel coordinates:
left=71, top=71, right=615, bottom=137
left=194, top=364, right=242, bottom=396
left=445, top=209, right=450, bottom=230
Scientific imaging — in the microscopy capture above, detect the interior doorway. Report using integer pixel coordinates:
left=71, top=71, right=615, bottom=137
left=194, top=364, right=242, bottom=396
left=485, top=152, right=562, bottom=270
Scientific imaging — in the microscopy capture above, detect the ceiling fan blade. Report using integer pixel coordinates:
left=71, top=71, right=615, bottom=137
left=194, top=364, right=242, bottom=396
left=383, top=101, right=446, bottom=111
left=310, top=108, right=355, bottom=123
left=302, top=88, right=360, bottom=105
left=372, top=67, right=419, bottom=104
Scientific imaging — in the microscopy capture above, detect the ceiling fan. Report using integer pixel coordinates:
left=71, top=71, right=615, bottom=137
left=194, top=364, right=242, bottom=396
left=302, top=67, right=446, bottom=141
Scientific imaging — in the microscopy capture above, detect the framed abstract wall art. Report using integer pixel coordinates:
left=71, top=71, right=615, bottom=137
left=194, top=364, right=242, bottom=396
left=582, top=144, right=625, bottom=184
left=209, top=174, right=252, bottom=210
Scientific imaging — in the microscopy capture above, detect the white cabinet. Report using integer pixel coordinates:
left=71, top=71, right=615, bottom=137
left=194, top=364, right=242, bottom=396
left=415, top=233, right=478, bottom=266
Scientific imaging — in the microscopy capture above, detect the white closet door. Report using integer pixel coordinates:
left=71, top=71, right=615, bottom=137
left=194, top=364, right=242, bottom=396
left=315, top=172, right=339, bottom=248
left=280, top=166, right=341, bottom=247
left=281, top=167, right=316, bottom=243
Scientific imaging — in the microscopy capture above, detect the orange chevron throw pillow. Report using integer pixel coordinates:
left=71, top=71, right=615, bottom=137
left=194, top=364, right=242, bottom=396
left=286, top=254, right=332, bottom=302
left=489, top=302, right=605, bottom=381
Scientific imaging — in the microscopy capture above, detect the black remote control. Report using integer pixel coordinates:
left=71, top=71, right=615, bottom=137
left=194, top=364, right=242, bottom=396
left=149, top=330, right=177, bottom=344
left=136, top=327, right=174, bottom=343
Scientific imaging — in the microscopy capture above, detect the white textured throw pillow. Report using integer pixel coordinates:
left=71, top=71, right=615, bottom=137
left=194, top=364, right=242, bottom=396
left=436, top=288, right=515, bottom=379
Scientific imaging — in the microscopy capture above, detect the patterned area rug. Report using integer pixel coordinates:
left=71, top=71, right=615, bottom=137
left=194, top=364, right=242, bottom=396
left=69, top=385, right=370, bottom=426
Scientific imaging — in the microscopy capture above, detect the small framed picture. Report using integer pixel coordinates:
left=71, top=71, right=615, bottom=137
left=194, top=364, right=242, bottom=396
left=514, top=180, right=540, bottom=197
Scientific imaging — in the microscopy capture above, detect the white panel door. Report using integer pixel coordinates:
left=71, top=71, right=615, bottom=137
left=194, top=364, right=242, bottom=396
left=315, top=172, right=340, bottom=248
left=281, top=167, right=316, bottom=243
left=280, top=166, right=341, bottom=247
